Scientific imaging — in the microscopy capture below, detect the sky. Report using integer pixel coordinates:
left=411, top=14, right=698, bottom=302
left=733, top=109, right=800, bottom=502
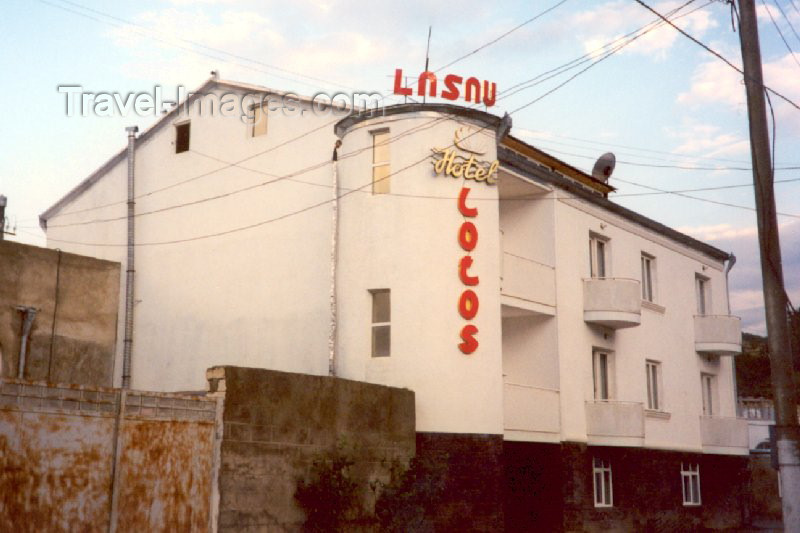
left=1, top=0, right=798, bottom=334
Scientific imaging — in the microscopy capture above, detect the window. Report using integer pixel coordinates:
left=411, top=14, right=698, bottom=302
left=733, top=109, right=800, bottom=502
left=593, top=350, right=611, bottom=400
left=646, top=360, right=662, bottom=411
left=681, top=463, right=701, bottom=506
left=370, top=289, right=390, bottom=357
left=695, top=275, right=709, bottom=315
left=593, top=458, right=613, bottom=507
left=251, top=105, right=268, bottom=137
left=589, top=235, right=608, bottom=278
left=701, top=374, right=716, bottom=416
left=175, top=122, right=190, bottom=153
left=371, top=130, right=390, bottom=194
left=641, top=253, right=655, bottom=302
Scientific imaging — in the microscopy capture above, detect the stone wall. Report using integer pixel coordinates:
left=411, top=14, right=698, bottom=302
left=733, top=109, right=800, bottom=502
left=0, top=241, right=120, bottom=386
left=208, top=366, right=416, bottom=532
left=0, top=378, right=219, bottom=532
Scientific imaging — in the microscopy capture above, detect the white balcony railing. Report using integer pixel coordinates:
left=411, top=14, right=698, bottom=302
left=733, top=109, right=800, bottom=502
left=586, top=400, right=645, bottom=445
left=694, top=315, right=742, bottom=355
left=500, top=253, right=556, bottom=312
left=503, top=383, right=560, bottom=437
left=700, top=416, right=749, bottom=452
left=583, top=278, right=642, bottom=329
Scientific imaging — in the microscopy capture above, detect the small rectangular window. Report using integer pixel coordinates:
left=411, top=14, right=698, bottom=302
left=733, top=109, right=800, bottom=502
left=701, top=374, right=715, bottom=416
left=593, top=350, right=611, bottom=400
left=175, top=122, right=190, bottom=154
left=589, top=235, right=608, bottom=278
left=681, top=463, right=701, bottom=506
left=252, top=105, right=268, bottom=137
left=641, top=253, right=655, bottom=302
left=695, top=275, right=709, bottom=315
left=370, top=289, right=390, bottom=357
left=646, top=360, right=662, bottom=411
left=593, top=458, right=613, bottom=507
left=372, top=130, right=390, bottom=194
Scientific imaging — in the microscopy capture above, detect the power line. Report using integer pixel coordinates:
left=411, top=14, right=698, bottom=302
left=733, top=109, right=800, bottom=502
left=435, top=0, right=570, bottom=72
left=770, top=0, right=800, bottom=46
left=761, top=0, right=800, bottom=70
left=632, top=0, right=800, bottom=111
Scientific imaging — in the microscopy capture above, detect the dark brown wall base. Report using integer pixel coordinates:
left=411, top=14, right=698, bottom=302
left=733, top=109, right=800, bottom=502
left=503, top=441, right=750, bottom=533
left=416, top=432, right=505, bottom=532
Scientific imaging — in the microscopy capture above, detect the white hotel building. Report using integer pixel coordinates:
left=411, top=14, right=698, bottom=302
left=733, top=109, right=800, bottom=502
left=40, top=78, right=748, bottom=531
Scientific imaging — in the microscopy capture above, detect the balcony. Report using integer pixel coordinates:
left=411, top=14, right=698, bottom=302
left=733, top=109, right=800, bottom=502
left=500, top=253, right=556, bottom=316
left=503, top=383, right=560, bottom=442
left=583, top=278, right=642, bottom=329
left=700, top=416, right=749, bottom=454
left=694, top=315, right=742, bottom=355
left=585, top=401, right=644, bottom=446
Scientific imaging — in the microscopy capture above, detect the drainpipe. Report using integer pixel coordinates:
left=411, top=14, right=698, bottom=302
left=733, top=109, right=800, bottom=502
left=0, top=195, right=6, bottom=240
left=122, top=126, right=138, bottom=389
left=724, top=254, right=739, bottom=411
left=328, top=140, right=342, bottom=377
left=15, top=306, right=37, bottom=379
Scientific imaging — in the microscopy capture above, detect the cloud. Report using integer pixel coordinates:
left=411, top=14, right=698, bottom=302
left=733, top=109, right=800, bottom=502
left=570, top=0, right=717, bottom=60
left=665, top=120, right=751, bottom=161
left=679, top=220, right=800, bottom=334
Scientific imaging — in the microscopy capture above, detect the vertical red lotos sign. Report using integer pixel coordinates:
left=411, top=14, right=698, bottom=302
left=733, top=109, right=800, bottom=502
left=457, top=187, right=480, bottom=354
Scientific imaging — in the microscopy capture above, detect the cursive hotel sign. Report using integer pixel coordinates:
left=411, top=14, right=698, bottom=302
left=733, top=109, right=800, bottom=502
left=431, top=128, right=499, bottom=185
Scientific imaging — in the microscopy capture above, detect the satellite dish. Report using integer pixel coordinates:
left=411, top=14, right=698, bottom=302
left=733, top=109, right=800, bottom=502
left=592, top=152, right=616, bottom=182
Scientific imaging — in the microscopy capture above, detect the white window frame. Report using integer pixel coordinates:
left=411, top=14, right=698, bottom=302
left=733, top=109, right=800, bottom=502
left=646, top=360, right=663, bottom=411
left=370, top=289, right=390, bottom=357
left=593, top=350, right=613, bottom=401
left=695, top=275, right=710, bottom=315
left=681, top=463, right=702, bottom=506
left=593, top=458, right=613, bottom=507
left=641, top=253, right=656, bottom=302
left=371, top=129, right=390, bottom=194
left=589, top=234, right=609, bottom=278
left=701, top=373, right=716, bottom=416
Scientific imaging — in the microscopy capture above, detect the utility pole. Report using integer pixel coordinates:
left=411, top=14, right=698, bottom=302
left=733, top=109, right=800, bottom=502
left=737, top=0, right=800, bottom=528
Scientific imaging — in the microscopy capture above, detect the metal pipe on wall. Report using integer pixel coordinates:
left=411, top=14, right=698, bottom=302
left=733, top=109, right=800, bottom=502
left=15, top=306, right=37, bottom=379
left=328, top=140, right=342, bottom=377
left=122, top=126, right=138, bottom=389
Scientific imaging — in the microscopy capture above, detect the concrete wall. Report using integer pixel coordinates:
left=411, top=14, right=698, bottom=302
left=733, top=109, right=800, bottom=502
left=0, top=240, right=120, bottom=386
left=0, top=378, right=218, bottom=532
left=208, top=366, right=416, bottom=532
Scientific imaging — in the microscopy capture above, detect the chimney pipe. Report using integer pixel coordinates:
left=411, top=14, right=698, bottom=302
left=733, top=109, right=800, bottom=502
left=122, top=126, right=138, bottom=389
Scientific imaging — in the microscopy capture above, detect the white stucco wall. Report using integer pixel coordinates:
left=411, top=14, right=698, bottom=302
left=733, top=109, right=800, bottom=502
left=335, top=111, right=505, bottom=435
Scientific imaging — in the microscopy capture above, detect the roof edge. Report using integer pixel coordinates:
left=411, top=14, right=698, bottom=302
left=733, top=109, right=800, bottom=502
left=334, top=103, right=502, bottom=138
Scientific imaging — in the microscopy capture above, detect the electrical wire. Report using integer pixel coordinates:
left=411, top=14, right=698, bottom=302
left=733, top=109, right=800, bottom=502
left=632, top=0, right=800, bottom=111
left=761, top=0, right=800, bottom=69
left=770, top=0, right=800, bottom=46
left=435, top=0, right=570, bottom=72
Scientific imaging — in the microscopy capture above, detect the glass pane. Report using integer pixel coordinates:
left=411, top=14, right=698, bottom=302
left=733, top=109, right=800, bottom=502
left=373, top=132, right=390, bottom=164
left=683, top=475, right=690, bottom=502
left=372, top=290, right=390, bottom=322
left=651, top=365, right=659, bottom=410
left=603, top=471, right=612, bottom=505
left=691, top=476, right=700, bottom=503
left=646, top=364, right=653, bottom=409
left=252, top=106, right=268, bottom=137
left=599, top=353, right=608, bottom=400
left=373, top=164, right=390, bottom=194
left=597, top=241, right=606, bottom=277
left=594, top=472, right=602, bottom=504
left=372, top=325, right=390, bottom=357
